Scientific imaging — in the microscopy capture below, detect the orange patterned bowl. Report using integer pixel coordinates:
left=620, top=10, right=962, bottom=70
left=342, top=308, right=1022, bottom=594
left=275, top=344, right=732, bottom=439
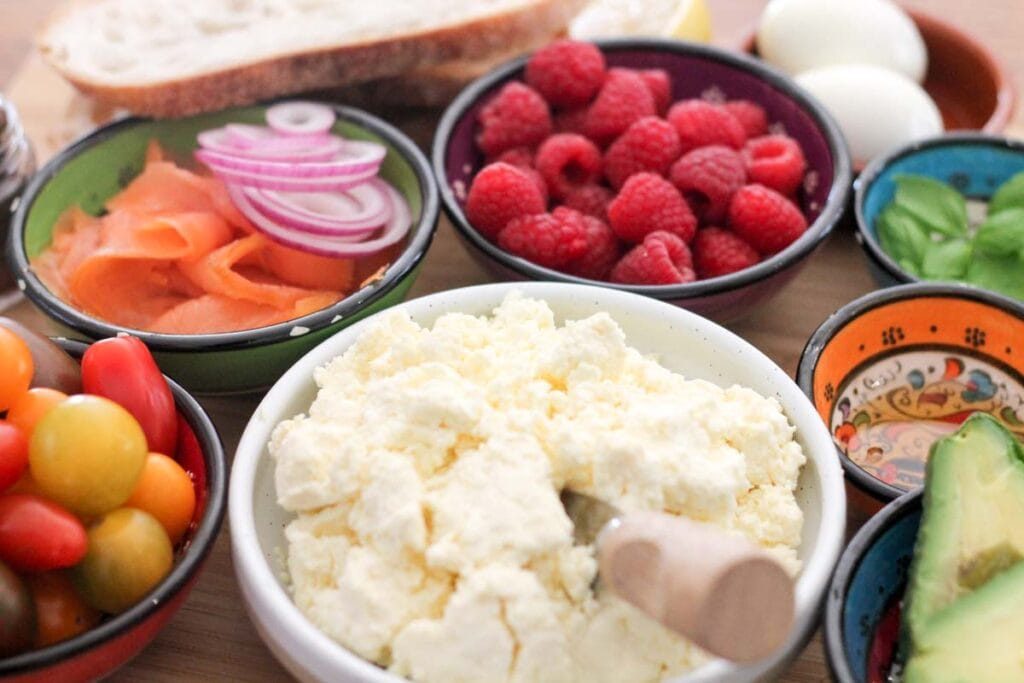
left=797, top=283, right=1024, bottom=515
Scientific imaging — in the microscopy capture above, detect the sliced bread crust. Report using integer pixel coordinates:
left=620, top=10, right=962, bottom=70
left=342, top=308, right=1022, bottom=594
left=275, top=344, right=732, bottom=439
left=38, top=0, right=586, bottom=117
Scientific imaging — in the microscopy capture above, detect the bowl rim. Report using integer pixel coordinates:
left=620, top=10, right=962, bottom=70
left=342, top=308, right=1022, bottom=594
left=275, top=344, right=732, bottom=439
left=823, top=488, right=922, bottom=683
left=229, top=280, right=848, bottom=683
left=0, top=337, right=227, bottom=675
left=431, top=37, right=852, bottom=299
left=853, top=131, right=1024, bottom=285
left=5, top=103, right=440, bottom=352
left=796, top=280, right=1024, bottom=502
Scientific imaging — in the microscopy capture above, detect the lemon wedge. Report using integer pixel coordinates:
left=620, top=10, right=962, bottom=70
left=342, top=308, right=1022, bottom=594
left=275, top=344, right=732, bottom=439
left=570, top=0, right=713, bottom=42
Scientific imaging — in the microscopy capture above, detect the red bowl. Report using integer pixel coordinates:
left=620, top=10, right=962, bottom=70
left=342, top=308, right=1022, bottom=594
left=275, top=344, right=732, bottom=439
left=0, top=339, right=226, bottom=682
left=740, top=7, right=1016, bottom=168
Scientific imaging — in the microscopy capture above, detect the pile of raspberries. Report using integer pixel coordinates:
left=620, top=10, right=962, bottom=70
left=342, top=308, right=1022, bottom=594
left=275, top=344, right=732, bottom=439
left=464, top=40, right=810, bottom=285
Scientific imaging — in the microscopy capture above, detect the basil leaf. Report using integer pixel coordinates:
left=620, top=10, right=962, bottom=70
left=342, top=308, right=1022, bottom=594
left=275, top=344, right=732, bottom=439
left=974, top=208, right=1024, bottom=256
left=893, top=174, right=968, bottom=237
left=966, top=251, right=1024, bottom=300
left=921, top=238, right=973, bottom=279
left=989, top=171, right=1024, bottom=216
left=878, top=203, right=932, bottom=266
left=898, top=257, right=922, bottom=278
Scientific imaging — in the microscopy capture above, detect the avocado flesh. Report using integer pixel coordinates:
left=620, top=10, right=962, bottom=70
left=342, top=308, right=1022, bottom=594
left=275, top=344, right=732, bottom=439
left=904, top=561, right=1024, bottom=683
left=904, top=413, right=1024, bottom=644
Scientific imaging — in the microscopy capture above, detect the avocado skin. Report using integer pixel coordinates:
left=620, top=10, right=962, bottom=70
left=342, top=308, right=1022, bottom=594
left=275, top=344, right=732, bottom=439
left=901, top=413, right=1024, bottom=677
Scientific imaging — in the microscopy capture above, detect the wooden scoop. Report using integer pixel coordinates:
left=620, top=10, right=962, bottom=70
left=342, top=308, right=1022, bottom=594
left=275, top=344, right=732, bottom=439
left=561, top=491, right=796, bottom=663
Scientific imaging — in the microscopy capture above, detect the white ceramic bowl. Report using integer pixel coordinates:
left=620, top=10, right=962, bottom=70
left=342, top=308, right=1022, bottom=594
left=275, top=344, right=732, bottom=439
left=229, top=282, right=846, bottom=683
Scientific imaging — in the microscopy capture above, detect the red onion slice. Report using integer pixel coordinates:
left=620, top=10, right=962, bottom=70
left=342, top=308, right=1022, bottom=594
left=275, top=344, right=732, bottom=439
left=225, top=124, right=275, bottom=147
left=196, top=131, right=345, bottom=162
left=229, top=182, right=412, bottom=258
left=266, top=102, right=336, bottom=136
left=195, top=141, right=384, bottom=178
left=206, top=165, right=379, bottom=192
left=242, top=181, right=393, bottom=236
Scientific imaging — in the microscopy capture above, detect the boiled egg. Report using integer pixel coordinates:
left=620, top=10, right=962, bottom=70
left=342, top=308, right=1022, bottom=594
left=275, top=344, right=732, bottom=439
left=757, top=0, right=928, bottom=83
left=796, top=64, right=943, bottom=164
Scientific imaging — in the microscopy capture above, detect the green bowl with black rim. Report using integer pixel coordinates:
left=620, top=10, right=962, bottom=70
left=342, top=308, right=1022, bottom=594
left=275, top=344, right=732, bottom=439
left=5, top=104, right=439, bottom=394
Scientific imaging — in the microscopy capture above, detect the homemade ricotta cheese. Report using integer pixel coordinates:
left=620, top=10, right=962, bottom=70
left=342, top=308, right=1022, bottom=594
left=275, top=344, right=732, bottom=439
left=271, top=293, right=806, bottom=683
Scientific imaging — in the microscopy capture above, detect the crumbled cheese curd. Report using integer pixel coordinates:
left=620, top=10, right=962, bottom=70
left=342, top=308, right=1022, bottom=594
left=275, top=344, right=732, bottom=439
left=271, top=293, right=806, bottom=683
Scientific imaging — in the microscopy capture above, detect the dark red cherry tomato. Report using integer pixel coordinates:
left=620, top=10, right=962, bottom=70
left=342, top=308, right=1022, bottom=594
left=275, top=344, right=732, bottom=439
left=0, top=423, right=28, bottom=493
left=0, top=494, right=88, bottom=572
left=0, top=560, right=33, bottom=656
left=0, top=318, right=81, bottom=394
left=81, top=336, right=177, bottom=457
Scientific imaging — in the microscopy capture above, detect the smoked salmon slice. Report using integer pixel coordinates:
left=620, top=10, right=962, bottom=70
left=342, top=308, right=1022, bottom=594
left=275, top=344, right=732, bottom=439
left=31, top=143, right=365, bottom=334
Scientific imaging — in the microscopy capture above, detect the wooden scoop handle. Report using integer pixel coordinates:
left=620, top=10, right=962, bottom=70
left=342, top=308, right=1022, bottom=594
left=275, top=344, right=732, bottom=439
left=598, top=511, right=795, bottom=663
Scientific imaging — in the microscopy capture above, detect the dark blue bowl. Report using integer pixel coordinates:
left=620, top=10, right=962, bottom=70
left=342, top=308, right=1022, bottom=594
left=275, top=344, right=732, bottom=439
left=854, top=133, right=1024, bottom=287
left=824, top=490, right=921, bottom=683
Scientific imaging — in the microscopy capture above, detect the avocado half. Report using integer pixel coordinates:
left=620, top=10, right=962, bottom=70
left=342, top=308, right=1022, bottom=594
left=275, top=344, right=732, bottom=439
left=902, top=412, right=1024, bottom=682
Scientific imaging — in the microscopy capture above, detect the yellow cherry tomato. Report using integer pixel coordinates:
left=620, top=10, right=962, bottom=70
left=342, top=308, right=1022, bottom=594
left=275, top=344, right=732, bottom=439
left=7, top=388, right=67, bottom=439
left=124, top=453, right=196, bottom=544
left=29, top=395, right=147, bottom=517
left=73, top=508, right=172, bottom=614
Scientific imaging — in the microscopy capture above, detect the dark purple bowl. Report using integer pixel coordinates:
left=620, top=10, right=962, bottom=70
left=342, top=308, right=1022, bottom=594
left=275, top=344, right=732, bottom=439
left=432, top=38, right=853, bottom=322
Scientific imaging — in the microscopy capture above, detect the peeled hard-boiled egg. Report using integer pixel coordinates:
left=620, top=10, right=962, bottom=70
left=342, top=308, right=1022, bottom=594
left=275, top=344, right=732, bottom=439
left=796, top=64, right=943, bottom=164
left=757, top=0, right=928, bottom=83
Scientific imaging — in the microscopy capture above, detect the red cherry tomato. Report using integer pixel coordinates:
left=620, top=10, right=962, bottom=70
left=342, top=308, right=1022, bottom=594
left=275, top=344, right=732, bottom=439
left=81, top=336, right=177, bottom=457
left=0, top=494, right=88, bottom=572
left=0, top=423, right=28, bottom=493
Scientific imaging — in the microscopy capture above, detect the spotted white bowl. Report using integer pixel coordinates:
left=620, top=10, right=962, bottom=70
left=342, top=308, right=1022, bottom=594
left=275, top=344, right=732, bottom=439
left=229, top=281, right=846, bottom=683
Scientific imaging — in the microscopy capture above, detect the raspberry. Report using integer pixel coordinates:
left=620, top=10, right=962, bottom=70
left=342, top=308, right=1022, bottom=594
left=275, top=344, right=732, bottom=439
left=603, top=116, right=682, bottom=190
left=667, top=100, right=747, bottom=153
left=728, top=183, right=808, bottom=255
left=535, top=134, right=603, bottom=200
left=724, top=100, right=769, bottom=138
left=498, top=207, right=589, bottom=269
left=489, top=147, right=534, bottom=169
left=693, top=227, right=760, bottom=278
left=477, top=82, right=553, bottom=156
left=608, top=172, right=697, bottom=244
left=525, top=40, right=607, bottom=109
left=637, top=69, right=672, bottom=114
left=669, top=145, right=747, bottom=224
left=583, top=69, right=657, bottom=146
left=743, top=135, right=807, bottom=196
left=564, top=183, right=614, bottom=221
left=566, top=215, right=621, bottom=280
left=465, top=163, right=547, bottom=239
left=610, top=231, right=696, bottom=285
left=555, top=107, right=589, bottom=135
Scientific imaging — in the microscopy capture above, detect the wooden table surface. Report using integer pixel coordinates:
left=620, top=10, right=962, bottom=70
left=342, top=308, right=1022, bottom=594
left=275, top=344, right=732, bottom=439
left=2, top=0, right=1022, bottom=680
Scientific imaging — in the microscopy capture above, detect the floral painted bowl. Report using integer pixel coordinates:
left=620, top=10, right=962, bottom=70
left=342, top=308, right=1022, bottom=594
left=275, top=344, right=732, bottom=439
left=823, top=489, right=921, bottom=683
left=0, top=338, right=225, bottom=683
left=6, top=104, right=439, bottom=394
left=797, top=282, right=1024, bottom=516
left=432, top=38, right=852, bottom=323
left=855, top=132, right=1024, bottom=290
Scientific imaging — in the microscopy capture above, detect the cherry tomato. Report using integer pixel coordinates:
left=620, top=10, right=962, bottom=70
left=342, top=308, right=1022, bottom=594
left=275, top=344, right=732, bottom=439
left=0, top=327, right=33, bottom=413
left=0, top=494, right=87, bottom=572
left=0, top=423, right=28, bottom=493
left=0, top=319, right=81, bottom=394
left=6, top=388, right=67, bottom=439
left=81, top=336, right=177, bottom=456
left=0, top=560, right=34, bottom=656
left=26, top=572, right=101, bottom=647
left=73, top=508, right=172, bottom=614
left=29, top=395, right=147, bottom=517
left=124, top=453, right=196, bottom=544
left=8, top=473, right=44, bottom=498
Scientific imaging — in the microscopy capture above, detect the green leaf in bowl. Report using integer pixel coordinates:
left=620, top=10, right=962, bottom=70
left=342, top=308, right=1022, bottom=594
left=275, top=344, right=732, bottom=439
left=893, top=174, right=968, bottom=238
left=989, top=171, right=1024, bottom=216
left=922, top=238, right=973, bottom=280
left=878, top=203, right=931, bottom=266
left=966, top=252, right=1024, bottom=300
left=974, top=208, right=1024, bottom=256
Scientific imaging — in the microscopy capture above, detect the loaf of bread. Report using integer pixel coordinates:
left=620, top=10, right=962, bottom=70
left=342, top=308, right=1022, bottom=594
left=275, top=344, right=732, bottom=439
left=38, top=0, right=587, bottom=117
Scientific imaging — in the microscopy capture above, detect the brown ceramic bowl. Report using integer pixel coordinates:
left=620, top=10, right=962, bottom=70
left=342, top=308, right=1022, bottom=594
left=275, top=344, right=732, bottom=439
left=740, top=7, right=1016, bottom=168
